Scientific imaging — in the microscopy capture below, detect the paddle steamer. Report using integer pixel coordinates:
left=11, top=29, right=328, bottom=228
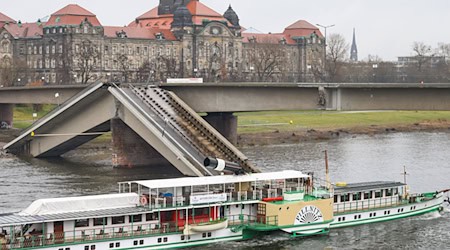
left=0, top=160, right=447, bottom=250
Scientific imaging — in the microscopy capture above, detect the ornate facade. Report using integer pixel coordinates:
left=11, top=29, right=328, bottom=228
left=0, top=1, right=325, bottom=86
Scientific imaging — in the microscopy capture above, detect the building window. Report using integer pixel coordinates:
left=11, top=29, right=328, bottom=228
left=46, top=45, right=50, bottom=54
left=52, top=45, right=56, bottom=54
left=38, top=46, right=42, bottom=54
left=112, top=216, right=125, bottom=224
left=84, top=26, right=89, bottom=34
left=136, top=47, right=140, bottom=55
left=105, top=46, right=109, bottom=53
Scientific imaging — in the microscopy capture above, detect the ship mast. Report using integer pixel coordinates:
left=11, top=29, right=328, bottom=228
left=325, top=150, right=330, bottom=189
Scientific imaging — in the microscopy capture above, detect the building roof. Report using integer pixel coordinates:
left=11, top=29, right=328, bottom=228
left=242, top=33, right=295, bottom=45
left=131, top=0, right=230, bottom=29
left=104, top=26, right=156, bottom=39
left=3, top=22, right=43, bottom=38
left=0, top=12, right=15, bottom=23
left=128, top=170, right=309, bottom=190
left=283, top=20, right=323, bottom=38
left=334, top=181, right=405, bottom=194
left=45, top=4, right=101, bottom=27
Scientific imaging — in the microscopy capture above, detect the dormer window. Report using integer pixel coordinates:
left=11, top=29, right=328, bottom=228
left=116, top=30, right=127, bottom=38
left=155, top=33, right=165, bottom=40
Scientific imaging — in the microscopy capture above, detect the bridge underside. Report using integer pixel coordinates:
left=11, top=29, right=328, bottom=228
left=4, top=83, right=259, bottom=176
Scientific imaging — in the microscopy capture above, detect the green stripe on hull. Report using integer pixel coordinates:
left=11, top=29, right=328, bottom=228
left=331, top=203, right=440, bottom=228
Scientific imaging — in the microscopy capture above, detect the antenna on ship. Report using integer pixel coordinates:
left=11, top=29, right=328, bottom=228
left=401, top=166, right=410, bottom=199
left=401, top=166, right=409, bottom=184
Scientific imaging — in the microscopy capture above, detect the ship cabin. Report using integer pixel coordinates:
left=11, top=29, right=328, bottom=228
left=0, top=170, right=323, bottom=249
left=119, top=170, right=318, bottom=229
left=333, top=181, right=406, bottom=213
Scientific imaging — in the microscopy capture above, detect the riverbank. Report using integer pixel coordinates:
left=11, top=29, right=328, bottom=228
left=237, top=120, right=450, bottom=146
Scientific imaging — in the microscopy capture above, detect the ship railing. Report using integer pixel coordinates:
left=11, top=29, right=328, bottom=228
left=333, top=196, right=406, bottom=213
left=3, top=222, right=182, bottom=249
left=227, top=214, right=278, bottom=228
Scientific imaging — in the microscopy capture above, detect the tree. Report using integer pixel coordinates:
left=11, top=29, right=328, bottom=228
left=246, top=37, right=285, bottom=82
left=117, top=54, right=130, bottom=83
left=76, top=39, right=100, bottom=84
left=0, top=57, right=28, bottom=87
left=325, top=33, right=349, bottom=82
left=412, top=41, right=434, bottom=72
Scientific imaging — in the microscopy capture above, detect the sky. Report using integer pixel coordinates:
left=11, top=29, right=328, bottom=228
left=1, top=0, right=449, bottom=61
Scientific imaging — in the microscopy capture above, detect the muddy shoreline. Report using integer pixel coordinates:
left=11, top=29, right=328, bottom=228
left=1, top=121, right=450, bottom=153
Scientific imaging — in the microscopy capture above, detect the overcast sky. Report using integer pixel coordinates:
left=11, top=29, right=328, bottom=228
left=1, top=0, right=449, bottom=61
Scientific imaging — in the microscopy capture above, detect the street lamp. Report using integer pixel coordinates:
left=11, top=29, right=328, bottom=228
left=316, top=24, right=335, bottom=78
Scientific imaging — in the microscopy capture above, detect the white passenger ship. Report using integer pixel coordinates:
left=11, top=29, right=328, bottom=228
left=331, top=181, right=447, bottom=228
left=0, top=170, right=334, bottom=250
left=0, top=160, right=447, bottom=250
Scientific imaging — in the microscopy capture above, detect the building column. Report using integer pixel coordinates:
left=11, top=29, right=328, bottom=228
left=0, top=104, right=14, bottom=129
left=203, top=112, right=238, bottom=145
left=111, top=118, right=172, bottom=168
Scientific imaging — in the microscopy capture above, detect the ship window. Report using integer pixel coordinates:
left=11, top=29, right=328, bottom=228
left=394, top=188, right=399, bottom=195
left=129, top=214, right=142, bottom=223
left=66, top=248, right=70, bottom=250
left=208, top=232, right=212, bottom=237
left=352, top=192, right=361, bottom=201
left=341, top=194, right=349, bottom=202
left=202, top=233, right=206, bottom=238
left=75, top=219, right=89, bottom=227
left=375, top=191, right=381, bottom=198
left=181, top=235, right=185, bottom=240
left=93, top=217, right=106, bottom=226
left=354, top=215, right=357, bottom=219
left=109, top=243, right=114, bottom=248
left=364, top=192, right=372, bottom=199
left=358, top=215, right=361, bottom=219
left=84, top=246, right=89, bottom=250
left=163, top=237, right=168, bottom=242
left=134, top=240, right=138, bottom=246
left=158, top=238, right=162, bottom=243
left=91, top=245, right=96, bottom=250
left=146, top=213, right=158, bottom=221
left=334, top=195, right=338, bottom=203
left=140, top=240, right=144, bottom=245
left=112, top=216, right=125, bottom=224
left=115, top=242, right=120, bottom=247
left=385, top=189, right=392, bottom=196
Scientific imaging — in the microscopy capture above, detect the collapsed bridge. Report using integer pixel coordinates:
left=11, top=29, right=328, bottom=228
left=3, top=82, right=259, bottom=176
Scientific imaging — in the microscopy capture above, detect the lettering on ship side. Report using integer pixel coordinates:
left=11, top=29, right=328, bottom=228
left=294, top=205, right=324, bottom=224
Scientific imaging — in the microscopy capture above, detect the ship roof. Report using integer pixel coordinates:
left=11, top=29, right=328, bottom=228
left=334, top=181, right=405, bottom=194
left=128, top=170, right=309, bottom=189
left=0, top=206, right=148, bottom=227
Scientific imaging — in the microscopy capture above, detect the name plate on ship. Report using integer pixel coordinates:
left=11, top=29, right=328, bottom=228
left=190, top=193, right=227, bottom=205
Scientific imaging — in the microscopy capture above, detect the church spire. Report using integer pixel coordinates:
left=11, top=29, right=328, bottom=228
left=350, top=28, right=358, bottom=62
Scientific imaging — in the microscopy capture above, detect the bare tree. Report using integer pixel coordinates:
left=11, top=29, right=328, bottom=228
left=246, top=37, right=285, bottom=82
left=117, top=54, right=130, bottom=83
left=412, top=41, right=434, bottom=72
left=76, top=39, right=100, bottom=84
left=325, top=33, right=349, bottom=82
left=0, top=57, right=28, bottom=87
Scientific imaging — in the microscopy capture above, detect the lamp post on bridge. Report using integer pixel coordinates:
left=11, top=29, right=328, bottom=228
left=316, top=24, right=335, bottom=80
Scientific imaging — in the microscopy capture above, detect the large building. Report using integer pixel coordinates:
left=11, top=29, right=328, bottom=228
left=0, top=0, right=325, bottom=86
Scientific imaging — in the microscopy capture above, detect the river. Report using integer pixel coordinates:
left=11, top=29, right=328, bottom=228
left=1, top=132, right=449, bottom=249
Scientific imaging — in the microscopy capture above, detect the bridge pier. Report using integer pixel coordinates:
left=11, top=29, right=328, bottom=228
left=0, top=104, right=13, bottom=129
left=203, top=112, right=238, bottom=145
left=111, top=118, right=173, bottom=169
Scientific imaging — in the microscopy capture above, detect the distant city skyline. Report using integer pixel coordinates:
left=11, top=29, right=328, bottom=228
left=1, top=0, right=449, bottom=61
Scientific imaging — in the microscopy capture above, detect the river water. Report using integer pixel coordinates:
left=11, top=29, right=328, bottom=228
left=1, top=132, right=449, bottom=249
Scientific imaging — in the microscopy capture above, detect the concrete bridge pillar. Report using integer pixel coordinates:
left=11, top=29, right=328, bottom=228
left=111, top=118, right=172, bottom=168
left=204, top=112, right=238, bottom=145
left=0, top=104, right=13, bottom=129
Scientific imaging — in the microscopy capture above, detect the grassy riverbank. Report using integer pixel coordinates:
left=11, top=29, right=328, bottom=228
left=236, top=110, right=450, bottom=133
left=7, top=107, right=450, bottom=146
